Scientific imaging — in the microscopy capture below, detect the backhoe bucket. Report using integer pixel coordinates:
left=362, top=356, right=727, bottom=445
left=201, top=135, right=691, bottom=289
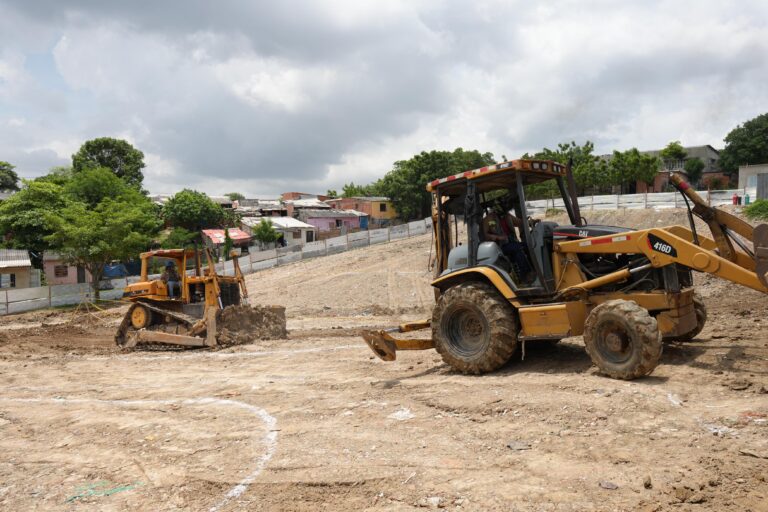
left=755, top=224, right=768, bottom=290
left=362, top=319, right=434, bottom=361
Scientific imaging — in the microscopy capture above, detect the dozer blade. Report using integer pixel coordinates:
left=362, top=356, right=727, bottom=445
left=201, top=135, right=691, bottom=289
left=362, top=319, right=434, bottom=361
left=755, top=223, right=768, bottom=290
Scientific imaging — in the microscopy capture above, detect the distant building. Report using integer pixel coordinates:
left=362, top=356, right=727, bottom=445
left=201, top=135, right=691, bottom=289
left=602, top=144, right=726, bottom=193
left=43, top=252, right=91, bottom=285
left=285, top=197, right=330, bottom=217
left=324, top=196, right=397, bottom=227
left=739, top=163, right=768, bottom=200
left=241, top=216, right=317, bottom=246
left=282, top=192, right=329, bottom=201
left=297, top=209, right=360, bottom=233
left=201, top=229, right=252, bottom=255
left=0, top=249, right=33, bottom=289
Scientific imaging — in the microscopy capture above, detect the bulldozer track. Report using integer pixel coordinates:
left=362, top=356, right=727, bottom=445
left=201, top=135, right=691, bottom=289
left=115, top=301, right=204, bottom=349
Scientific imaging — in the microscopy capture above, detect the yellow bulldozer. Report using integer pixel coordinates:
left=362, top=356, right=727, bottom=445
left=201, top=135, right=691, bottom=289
left=116, top=247, right=285, bottom=349
left=363, top=159, right=768, bottom=380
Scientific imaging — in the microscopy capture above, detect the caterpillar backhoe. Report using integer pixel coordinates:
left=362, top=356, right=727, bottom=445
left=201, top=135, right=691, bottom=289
left=116, top=247, right=286, bottom=349
left=363, top=159, right=768, bottom=380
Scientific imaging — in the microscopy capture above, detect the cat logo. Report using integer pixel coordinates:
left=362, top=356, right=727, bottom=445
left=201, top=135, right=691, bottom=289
left=579, top=230, right=589, bottom=237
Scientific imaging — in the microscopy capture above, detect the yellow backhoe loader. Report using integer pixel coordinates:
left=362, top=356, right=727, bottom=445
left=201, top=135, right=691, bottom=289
left=363, top=159, right=768, bottom=380
left=116, top=247, right=285, bottom=349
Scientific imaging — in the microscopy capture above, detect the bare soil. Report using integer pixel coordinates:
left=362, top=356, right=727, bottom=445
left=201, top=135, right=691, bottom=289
left=1, top=208, right=767, bottom=511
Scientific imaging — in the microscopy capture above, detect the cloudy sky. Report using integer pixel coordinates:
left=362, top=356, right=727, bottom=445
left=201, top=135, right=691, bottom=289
left=1, top=1, right=767, bottom=196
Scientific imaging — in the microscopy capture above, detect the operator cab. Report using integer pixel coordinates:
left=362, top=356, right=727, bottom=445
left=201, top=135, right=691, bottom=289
left=430, top=159, right=583, bottom=298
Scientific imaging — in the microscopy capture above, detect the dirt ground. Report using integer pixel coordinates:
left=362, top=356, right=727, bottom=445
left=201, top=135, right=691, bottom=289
left=1, top=208, right=767, bottom=511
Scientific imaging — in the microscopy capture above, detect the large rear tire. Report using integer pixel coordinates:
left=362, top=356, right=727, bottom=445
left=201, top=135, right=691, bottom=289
left=432, top=282, right=518, bottom=374
left=584, top=300, right=662, bottom=380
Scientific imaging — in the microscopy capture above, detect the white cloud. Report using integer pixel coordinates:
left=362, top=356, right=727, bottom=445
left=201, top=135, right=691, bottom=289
left=1, top=0, right=768, bottom=194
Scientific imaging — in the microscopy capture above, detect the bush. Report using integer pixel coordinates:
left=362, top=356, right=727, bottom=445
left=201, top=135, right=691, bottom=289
left=744, top=199, right=768, bottom=221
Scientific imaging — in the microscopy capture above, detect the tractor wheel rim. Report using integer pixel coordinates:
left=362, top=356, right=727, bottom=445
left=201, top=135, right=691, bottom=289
left=444, top=305, right=489, bottom=357
left=597, top=321, right=632, bottom=364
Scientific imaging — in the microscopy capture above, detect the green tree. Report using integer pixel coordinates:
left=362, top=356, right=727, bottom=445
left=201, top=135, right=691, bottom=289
left=46, top=193, right=159, bottom=299
left=375, top=148, right=495, bottom=220
left=36, top=166, right=73, bottom=186
left=222, top=229, right=234, bottom=260
left=608, top=148, right=661, bottom=192
left=64, top=167, right=132, bottom=208
left=163, top=189, right=225, bottom=232
left=0, top=180, right=71, bottom=266
left=226, top=192, right=245, bottom=201
left=252, top=219, right=280, bottom=247
left=326, top=189, right=338, bottom=198
left=0, top=161, right=20, bottom=191
left=523, top=141, right=608, bottom=196
left=161, top=227, right=197, bottom=249
left=659, top=140, right=687, bottom=168
left=341, top=182, right=376, bottom=198
left=683, top=157, right=705, bottom=185
left=720, top=112, right=768, bottom=173
left=72, top=137, right=146, bottom=188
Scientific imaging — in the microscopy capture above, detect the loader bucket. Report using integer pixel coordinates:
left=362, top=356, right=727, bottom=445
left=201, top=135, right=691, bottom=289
left=362, top=329, right=399, bottom=361
left=362, top=320, right=435, bottom=361
left=755, top=224, right=768, bottom=290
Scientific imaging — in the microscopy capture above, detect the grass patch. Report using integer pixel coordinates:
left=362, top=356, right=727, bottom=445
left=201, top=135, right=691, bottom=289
left=744, top=199, right=768, bottom=221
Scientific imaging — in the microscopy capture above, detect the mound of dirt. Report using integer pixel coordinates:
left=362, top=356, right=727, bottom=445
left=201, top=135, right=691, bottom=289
left=216, top=304, right=288, bottom=346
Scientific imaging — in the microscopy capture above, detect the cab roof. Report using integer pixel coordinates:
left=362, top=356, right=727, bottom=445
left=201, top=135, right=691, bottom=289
left=426, top=159, right=566, bottom=196
left=140, top=248, right=198, bottom=259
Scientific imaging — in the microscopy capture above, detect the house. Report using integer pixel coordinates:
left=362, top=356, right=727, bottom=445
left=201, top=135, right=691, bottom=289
left=237, top=198, right=287, bottom=217
left=285, top=197, right=330, bottom=217
left=739, top=163, right=768, bottom=200
left=282, top=192, right=329, bottom=201
left=242, top=216, right=318, bottom=246
left=324, top=196, right=397, bottom=227
left=1, top=249, right=33, bottom=289
left=602, top=144, right=726, bottom=193
left=635, top=145, right=725, bottom=193
left=43, top=252, right=91, bottom=285
left=201, top=228, right=252, bottom=254
left=297, top=209, right=360, bottom=233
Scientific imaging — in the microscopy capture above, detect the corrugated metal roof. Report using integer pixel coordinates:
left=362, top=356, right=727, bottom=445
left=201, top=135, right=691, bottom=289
left=344, top=209, right=369, bottom=217
left=351, top=196, right=390, bottom=201
left=0, top=249, right=32, bottom=268
left=201, top=228, right=251, bottom=244
left=287, top=198, right=330, bottom=208
left=242, top=216, right=315, bottom=229
left=300, top=209, right=360, bottom=218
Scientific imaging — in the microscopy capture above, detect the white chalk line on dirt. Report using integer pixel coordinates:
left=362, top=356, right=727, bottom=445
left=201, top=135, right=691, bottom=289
left=0, top=396, right=277, bottom=512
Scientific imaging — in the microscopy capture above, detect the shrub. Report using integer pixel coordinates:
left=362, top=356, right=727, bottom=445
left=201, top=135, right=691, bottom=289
left=744, top=199, right=768, bottom=221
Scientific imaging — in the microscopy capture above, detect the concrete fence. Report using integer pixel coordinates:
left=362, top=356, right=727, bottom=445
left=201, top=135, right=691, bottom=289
left=525, top=188, right=756, bottom=215
left=0, top=218, right=434, bottom=316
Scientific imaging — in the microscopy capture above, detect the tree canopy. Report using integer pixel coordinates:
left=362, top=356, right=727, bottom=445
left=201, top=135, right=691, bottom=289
left=683, top=157, right=705, bottom=184
left=64, top=166, right=134, bottom=208
left=252, top=219, right=281, bottom=246
left=0, top=161, right=20, bottom=191
left=719, top=112, right=768, bottom=173
left=374, top=148, right=495, bottom=220
left=608, top=148, right=661, bottom=191
left=226, top=192, right=245, bottom=201
left=46, top=193, right=159, bottom=299
left=0, top=180, right=71, bottom=264
left=163, top=189, right=225, bottom=231
left=72, top=137, right=146, bottom=188
left=523, top=141, right=607, bottom=197
left=659, top=141, right=687, bottom=165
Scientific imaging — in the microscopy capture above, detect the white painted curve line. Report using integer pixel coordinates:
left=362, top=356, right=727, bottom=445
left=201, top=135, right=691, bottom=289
left=0, top=397, right=277, bottom=512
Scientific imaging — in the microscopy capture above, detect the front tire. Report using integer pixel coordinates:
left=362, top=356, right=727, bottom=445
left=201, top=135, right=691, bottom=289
left=584, top=300, right=662, bottom=380
left=432, top=282, right=518, bottom=374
